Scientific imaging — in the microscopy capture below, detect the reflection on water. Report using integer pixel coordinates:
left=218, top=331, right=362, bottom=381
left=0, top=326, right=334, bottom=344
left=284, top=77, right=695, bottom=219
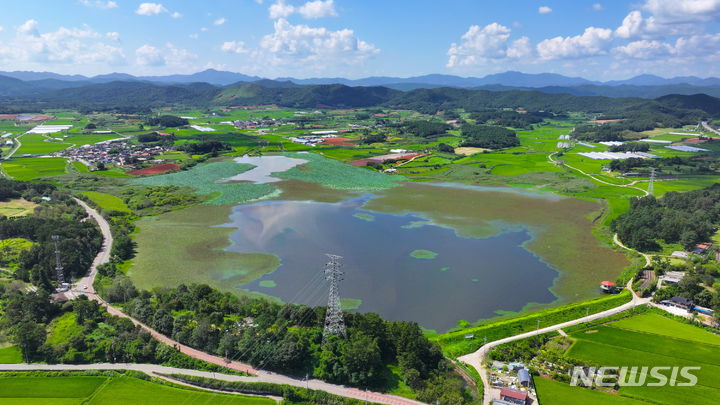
left=223, top=156, right=308, bottom=184
left=222, top=196, right=559, bottom=331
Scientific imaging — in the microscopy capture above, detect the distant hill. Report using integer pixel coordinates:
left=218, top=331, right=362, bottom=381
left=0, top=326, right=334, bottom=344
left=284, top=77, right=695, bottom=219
left=656, top=94, right=720, bottom=116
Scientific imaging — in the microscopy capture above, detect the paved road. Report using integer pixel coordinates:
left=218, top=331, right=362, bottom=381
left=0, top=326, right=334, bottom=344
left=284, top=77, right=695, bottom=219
left=548, top=151, right=649, bottom=196
left=459, top=279, right=649, bottom=405
left=68, top=197, right=425, bottom=405
left=702, top=121, right=720, bottom=137
left=613, top=233, right=652, bottom=267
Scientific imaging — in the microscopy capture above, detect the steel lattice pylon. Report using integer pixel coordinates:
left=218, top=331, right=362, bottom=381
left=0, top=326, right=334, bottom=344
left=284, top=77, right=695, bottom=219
left=323, top=254, right=346, bottom=342
left=52, top=235, right=64, bottom=285
left=648, top=167, right=656, bottom=195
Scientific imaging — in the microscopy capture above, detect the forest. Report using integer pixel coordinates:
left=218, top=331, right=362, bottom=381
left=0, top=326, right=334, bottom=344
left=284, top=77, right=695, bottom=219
left=460, top=124, right=519, bottom=149
left=0, top=182, right=102, bottom=289
left=612, top=184, right=720, bottom=251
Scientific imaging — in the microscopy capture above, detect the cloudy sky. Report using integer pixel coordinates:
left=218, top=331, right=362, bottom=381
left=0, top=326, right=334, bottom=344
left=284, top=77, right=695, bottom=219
left=1, top=0, right=719, bottom=79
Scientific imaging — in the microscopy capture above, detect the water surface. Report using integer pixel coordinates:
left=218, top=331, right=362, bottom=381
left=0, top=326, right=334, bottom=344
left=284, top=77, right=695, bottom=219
left=222, top=196, right=559, bottom=331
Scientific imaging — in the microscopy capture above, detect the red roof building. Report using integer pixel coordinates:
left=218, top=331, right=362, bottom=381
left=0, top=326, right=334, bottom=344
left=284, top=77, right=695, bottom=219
left=500, top=388, right=528, bottom=404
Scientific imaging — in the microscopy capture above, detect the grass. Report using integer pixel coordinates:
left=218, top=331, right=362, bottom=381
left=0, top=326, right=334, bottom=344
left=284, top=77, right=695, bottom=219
left=279, top=152, right=405, bottom=190
left=46, top=312, right=84, bottom=346
left=0, top=346, right=23, bottom=363
left=89, top=376, right=273, bottom=404
left=410, top=249, right=438, bottom=259
left=132, top=161, right=277, bottom=205
left=128, top=204, right=280, bottom=295
left=433, top=291, right=631, bottom=357
left=560, top=312, right=720, bottom=404
left=2, top=157, right=68, bottom=180
left=14, top=133, right=71, bottom=155
left=0, top=199, right=37, bottom=217
left=610, top=313, right=720, bottom=346
left=0, top=375, right=273, bottom=405
left=81, top=191, right=131, bottom=213
left=535, top=377, right=648, bottom=405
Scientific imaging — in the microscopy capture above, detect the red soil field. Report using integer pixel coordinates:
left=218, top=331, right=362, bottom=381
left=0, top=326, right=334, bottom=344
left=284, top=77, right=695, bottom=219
left=128, top=163, right=181, bottom=175
left=322, top=137, right=356, bottom=146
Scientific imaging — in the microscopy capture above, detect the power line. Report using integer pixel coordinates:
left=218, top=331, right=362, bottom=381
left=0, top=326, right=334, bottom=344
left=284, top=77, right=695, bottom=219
left=51, top=235, right=65, bottom=286
left=323, top=254, right=346, bottom=342
left=648, top=167, right=656, bottom=195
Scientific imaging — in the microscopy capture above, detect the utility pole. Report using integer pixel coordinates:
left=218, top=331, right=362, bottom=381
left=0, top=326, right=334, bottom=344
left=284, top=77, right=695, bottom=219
left=51, top=235, right=64, bottom=286
left=648, top=167, right=656, bottom=196
left=323, top=254, right=347, bottom=342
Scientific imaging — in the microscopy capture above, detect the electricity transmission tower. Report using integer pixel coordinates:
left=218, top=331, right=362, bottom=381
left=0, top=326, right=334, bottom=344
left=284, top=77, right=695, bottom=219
left=51, top=235, right=65, bottom=285
left=323, top=254, right=347, bottom=342
left=648, top=167, right=656, bottom=195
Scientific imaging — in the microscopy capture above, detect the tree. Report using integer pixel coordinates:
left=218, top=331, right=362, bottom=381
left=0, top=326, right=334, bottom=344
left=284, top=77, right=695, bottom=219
left=13, top=319, right=47, bottom=362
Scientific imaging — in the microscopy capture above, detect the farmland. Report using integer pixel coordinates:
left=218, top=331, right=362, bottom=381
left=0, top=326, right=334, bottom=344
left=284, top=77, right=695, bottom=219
left=528, top=311, right=720, bottom=405
left=81, top=191, right=131, bottom=213
left=0, top=374, right=274, bottom=404
left=0, top=199, right=37, bottom=217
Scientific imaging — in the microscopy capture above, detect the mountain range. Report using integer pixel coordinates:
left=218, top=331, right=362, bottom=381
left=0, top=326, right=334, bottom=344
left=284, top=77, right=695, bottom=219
left=4, top=69, right=720, bottom=100
left=3, top=69, right=720, bottom=89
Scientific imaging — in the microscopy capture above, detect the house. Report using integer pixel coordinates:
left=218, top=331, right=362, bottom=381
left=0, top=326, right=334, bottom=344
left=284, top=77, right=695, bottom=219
left=694, top=243, right=711, bottom=254
left=499, top=388, right=528, bottom=405
left=518, top=368, right=532, bottom=387
left=600, top=280, right=616, bottom=293
left=671, top=251, right=689, bottom=259
left=659, top=271, right=685, bottom=286
left=661, top=296, right=695, bottom=311
left=492, top=400, right=518, bottom=405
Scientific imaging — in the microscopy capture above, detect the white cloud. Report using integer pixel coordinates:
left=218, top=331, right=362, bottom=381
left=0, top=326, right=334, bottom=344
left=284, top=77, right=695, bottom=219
left=106, top=31, right=120, bottom=41
left=200, top=27, right=209, bottom=32
left=298, top=0, right=338, bottom=19
left=0, top=27, right=4, bottom=33
left=135, top=43, right=196, bottom=67
left=79, top=0, right=118, bottom=9
left=269, top=0, right=337, bottom=19
left=446, top=23, right=530, bottom=67
left=613, top=39, right=673, bottom=58
left=136, top=3, right=168, bottom=16
left=593, top=3, right=604, bottom=11
left=221, top=40, right=248, bottom=54
left=536, top=26, right=613, bottom=60
left=135, top=44, right=164, bottom=66
left=214, top=17, right=227, bottom=26
left=269, top=1, right=295, bottom=18
left=171, top=12, right=183, bottom=19
left=0, top=19, right=125, bottom=65
left=258, top=18, right=378, bottom=66
left=538, top=6, right=552, bottom=14
left=615, top=11, right=665, bottom=39
left=189, top=33, right=199, bottom=39
left=641, top=0, right=720, bottom=23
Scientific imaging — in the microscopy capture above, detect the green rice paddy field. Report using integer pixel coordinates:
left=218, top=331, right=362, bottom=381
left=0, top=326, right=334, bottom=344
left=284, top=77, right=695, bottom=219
left=0, top=375, right=273, bottom=404
left=537, top=312, right=720, bottom=405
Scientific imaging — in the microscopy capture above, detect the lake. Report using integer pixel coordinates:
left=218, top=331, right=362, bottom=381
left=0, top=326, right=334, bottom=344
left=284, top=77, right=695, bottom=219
left=222, top=195, right=561, bottom=331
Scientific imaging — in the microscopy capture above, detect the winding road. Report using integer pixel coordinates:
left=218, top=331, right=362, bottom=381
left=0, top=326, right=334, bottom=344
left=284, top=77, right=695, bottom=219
left=459, top=279, right=649, bottom=405
left=702, top=121, right=720, bottom=137
left=64, top=198, right=425, bottom=405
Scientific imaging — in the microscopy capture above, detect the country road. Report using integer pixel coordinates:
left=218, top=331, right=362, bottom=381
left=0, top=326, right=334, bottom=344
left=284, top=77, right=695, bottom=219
left=548, top=151, right=649, bottom=196
left=702, top=121, right=720, bottom=136
left=459, top=279, right=649, bottom=405
left=67, top=198, right=426, bottom=405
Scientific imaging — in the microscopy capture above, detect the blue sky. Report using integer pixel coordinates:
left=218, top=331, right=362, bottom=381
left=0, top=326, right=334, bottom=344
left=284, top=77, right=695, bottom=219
left=1, top=0, right=719, bottom=79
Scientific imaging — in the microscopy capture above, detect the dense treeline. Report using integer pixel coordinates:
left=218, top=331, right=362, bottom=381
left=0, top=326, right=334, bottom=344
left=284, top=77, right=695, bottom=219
left=460, top=124, right=519, bottom=149
left=0, top=182, right=102, bottom=289
left=401, top=121, right=451, bottom=138
left=470, top=111, right=548, bottom=128
left=607, top=142, right=650, bottom=152
left=0, top=286, right=230, bottom=371
left=612, top=184, right=720, bottom=251
left=177, top=140, right=231, bottom=154
left=609, top=155, right=716, bottom=174
left=95, top=281, right=474, bottom=402
left=137, top=132, right=176, bottom=143
left=145, top=115, right=188, bottom=128
left=0, top=179, right=55, bottom=201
